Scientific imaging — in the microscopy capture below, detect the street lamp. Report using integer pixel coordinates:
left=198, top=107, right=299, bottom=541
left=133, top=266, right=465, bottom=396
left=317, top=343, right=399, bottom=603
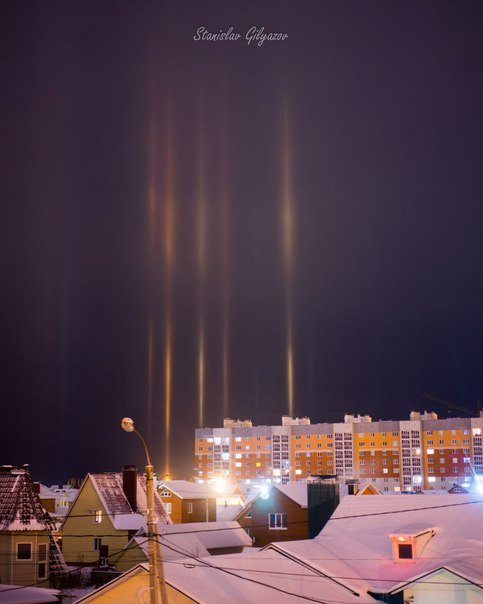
left=121, top=418, right=169, bottom=604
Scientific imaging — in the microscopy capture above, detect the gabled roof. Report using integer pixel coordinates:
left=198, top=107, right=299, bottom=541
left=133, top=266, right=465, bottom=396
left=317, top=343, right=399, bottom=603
left=85, top=472, right=171, bottom=530
left=273, top=483, right=307, bottom=507
left=0, top=466, right=55, bottom=532
left=158, top=480, right=216, bottom=499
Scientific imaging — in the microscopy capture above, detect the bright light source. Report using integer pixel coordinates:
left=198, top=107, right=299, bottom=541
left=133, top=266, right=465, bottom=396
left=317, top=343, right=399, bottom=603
left=295, top=469, right=302, bottom=475
left=462, top=482, right=470, bottom=488
left=398, top=536, right=406, bottom=542
left=213, top=478, right=226, bottom=494
left=476, top=483, right=483, bottom=495
left=121, top=417, right=134, bottom=432
left=413, top=475, right=422, bottom=485
left=260, top=486, right=270, bottom=500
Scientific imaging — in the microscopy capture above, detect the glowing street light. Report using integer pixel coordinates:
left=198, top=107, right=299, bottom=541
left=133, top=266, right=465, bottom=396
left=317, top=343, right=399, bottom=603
left=121, top=418, right=169, bottom=604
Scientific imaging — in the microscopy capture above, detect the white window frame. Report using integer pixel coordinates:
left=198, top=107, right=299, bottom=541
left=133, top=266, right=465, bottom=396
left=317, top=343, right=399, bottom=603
left=268, top=513, right=287, bottom=530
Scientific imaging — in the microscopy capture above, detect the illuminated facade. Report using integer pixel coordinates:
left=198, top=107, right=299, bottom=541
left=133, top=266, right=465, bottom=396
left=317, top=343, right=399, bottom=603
left=194, top=412, right=483, bottom=492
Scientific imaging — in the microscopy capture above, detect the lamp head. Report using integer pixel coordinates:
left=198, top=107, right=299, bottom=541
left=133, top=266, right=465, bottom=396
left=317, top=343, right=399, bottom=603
left=121, top=417, right=135, bottom=433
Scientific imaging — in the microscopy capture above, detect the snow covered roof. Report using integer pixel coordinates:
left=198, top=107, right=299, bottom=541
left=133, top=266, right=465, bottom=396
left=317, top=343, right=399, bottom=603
left=133, top=520, right=252, bottom=558
left=0, top=466, right=55, bottom=532
left=88, top=472, right=171, bottom=530
left=273, top=483, right=308, bottom=507
left=216, top=503, right=244, bottom=521
left=0, top=585, right=60, bottom=604
left=77, top=554, right=377, bottom=603
left=162, top=521, right=252, bottom=551
left=265, top=494, right=483, bottom=594
left=158, top=480, right=216, bottom=499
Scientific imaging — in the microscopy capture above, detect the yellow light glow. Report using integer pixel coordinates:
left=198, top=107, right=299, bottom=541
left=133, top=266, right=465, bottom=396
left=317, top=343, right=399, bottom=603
left=163, top=104, right=176, bottom=477
left=281, top=100, right=295, bottom=418
left=213, top=478, right=226, bottom=495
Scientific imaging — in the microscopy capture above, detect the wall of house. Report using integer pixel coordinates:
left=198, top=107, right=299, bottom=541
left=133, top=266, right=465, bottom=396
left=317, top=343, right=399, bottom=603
left=0, top=532, right=51, bottom=586
left=238, top=489, right=308, bottom=547
left=61, top=478, right=129, bottom=564
left=181, top=498, right=216, bottom=523
left=78, top=568, right=195, bottom=603
left=404, top=569, right=483, bottom=604
left=160, top=493, right=216, bottom=523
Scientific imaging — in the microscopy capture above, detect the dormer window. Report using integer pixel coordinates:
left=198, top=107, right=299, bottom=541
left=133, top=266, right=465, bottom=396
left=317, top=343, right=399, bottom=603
left=390, top=529, right=434, bottom=563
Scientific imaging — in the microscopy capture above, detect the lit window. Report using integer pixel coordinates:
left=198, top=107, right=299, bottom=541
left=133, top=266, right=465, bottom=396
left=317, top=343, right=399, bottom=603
left=428, top=477, right=436, bottom=483
left=427, top=449, right=434, bottom=455
left=94, top=510, right=103, bottom=523
left=187, top=502, right=193, bottom=514
left=165, top=502, right=172, bottom=514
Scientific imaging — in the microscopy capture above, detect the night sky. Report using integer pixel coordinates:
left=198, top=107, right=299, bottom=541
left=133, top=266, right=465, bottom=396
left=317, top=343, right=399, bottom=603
left=1, top=1, right=482, bottom=484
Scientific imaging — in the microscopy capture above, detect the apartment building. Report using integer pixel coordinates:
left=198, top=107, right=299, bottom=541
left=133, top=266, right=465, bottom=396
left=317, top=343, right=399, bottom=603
left=194, top=411, right=483, bottom=492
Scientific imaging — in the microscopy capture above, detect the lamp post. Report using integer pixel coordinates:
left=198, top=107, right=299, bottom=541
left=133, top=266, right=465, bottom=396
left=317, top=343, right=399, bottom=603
left=121, top=418, right=169, bottom=604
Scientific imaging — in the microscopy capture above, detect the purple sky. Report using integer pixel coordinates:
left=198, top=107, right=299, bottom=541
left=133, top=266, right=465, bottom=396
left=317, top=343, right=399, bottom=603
left=1, top=1, right=482, bottom=483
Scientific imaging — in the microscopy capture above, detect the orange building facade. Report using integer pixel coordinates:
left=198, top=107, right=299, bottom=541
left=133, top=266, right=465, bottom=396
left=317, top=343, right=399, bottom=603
left=195, top=412, right=483, bottom=492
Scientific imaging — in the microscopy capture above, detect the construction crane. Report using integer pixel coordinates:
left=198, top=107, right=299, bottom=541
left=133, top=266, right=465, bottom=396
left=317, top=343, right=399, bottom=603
left=421, top=393, right=481, bottom=417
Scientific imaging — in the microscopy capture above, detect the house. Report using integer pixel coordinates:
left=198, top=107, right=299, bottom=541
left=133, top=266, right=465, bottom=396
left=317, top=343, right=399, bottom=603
left=112, top=520, right=252, bottom=572
left=264, top=493, right=483, bottom=604
left=61, top=465, right=171, bottom=565
left=0, top=465, right=67, bottom=587
left=157, top=480, right=216, bottom=523
left=75, top=553, right=378, bottom=603
left=236, top=482, right=309, bottom=546
left=37, top=484, right=78, bottom=526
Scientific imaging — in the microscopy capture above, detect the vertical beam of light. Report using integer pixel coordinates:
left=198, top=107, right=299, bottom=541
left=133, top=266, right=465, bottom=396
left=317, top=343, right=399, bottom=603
left=281, top=100, right=295, bottom=418
left=145, top=103, right=157, bottom=446
left=163, top=104, right=175, bottom=476
left=197, top=118, right=207, bottom=428
left=220, top=116, right=230, bottom=420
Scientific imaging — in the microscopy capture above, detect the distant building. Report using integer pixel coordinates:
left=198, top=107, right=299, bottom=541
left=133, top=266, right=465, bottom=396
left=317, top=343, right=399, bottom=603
left=0, top=465, right=67, bottom=587
left=157, top=480, right=216, bottom=523
left=195, top=411, right=483, bottom=493
left=61, top=465, right=171, bottom=565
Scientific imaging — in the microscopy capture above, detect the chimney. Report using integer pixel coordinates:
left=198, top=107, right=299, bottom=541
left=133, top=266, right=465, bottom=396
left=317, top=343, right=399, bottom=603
left=122, top=465, right=137, bottom=512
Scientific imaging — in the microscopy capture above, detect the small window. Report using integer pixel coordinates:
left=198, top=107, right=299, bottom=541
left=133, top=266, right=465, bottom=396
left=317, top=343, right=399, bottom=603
left=398, top=544, right=413, bottom=559
left=93, top=538, right=101, bottom=551
left=165, top=502, right=172, bottom=514
left=268, top=513, right=287, bottom=529
left=187, top=502, right=193, bottom=514
left=94, top=510, right=103, bottom=524
left=38, top=544, right=47, bottom=562
left=17, top=543, right=32, bottom=560
left=38, top=563, right=47, bottom=579
left=160, top=490, right=171, bottom=497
